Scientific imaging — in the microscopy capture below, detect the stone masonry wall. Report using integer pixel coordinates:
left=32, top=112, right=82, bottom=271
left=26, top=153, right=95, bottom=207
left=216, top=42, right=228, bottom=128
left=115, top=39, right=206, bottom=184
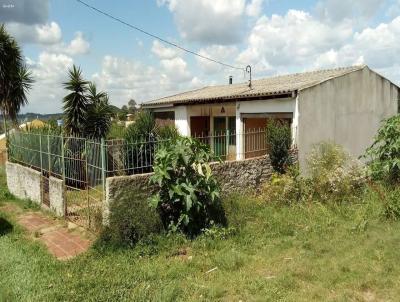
left=210, top=155, right=273, bottom=193
left=49, top=176, right=65, bottom=217
left=104, top=155, right=275, bottom=224
left=6, top=161, right=41, bottom=204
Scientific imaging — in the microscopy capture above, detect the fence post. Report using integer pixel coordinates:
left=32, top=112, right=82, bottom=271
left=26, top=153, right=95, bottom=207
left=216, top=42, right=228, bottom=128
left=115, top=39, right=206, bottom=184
left=85, top=139, right=90, bottom=228
left=101, top=138, right=106, bottom=197
left=47, top=135, right=51, bottom=177
left=39, top=134, right=43, bottom=173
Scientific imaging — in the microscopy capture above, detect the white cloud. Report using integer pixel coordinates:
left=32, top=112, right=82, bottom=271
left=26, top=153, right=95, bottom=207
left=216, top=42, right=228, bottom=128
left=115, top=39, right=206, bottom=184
left=65, top=32, right=90, bottom=55
left=6, top=21, right=62, bottom=45
left=197, top=45, right=239, bottom=74
left=158, top=0, right=248, bottom=44
left=23, top=52, right=74, bottom=113
left=92, top=55, right=194, bottom=107
left=237, top=10, right=353, bottom=73
left=151, top=40, right=179, bottom=59
left=246, top=0, right=264, bottom=17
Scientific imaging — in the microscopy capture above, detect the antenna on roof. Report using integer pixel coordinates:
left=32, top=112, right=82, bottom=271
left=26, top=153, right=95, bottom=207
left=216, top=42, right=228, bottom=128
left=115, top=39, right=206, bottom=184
left=246, top=65, right=252, bottom=89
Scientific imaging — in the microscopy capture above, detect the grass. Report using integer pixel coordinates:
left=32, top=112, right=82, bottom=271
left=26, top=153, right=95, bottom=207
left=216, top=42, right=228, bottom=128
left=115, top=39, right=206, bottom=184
left=1, top=167, right=400, bottom=301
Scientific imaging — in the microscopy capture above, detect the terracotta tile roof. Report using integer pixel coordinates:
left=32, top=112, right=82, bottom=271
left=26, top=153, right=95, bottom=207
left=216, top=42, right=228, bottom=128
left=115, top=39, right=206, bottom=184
left=143, top=65, right=366, bottom=107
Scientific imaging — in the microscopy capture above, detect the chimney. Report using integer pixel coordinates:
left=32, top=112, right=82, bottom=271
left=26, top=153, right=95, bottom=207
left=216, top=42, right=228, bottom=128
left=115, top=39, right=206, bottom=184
left=229, top=76, right=233, bottom=85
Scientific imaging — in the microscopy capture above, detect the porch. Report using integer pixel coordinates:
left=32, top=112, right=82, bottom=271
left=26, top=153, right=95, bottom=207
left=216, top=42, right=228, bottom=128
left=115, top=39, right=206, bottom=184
left=152, top=97, right=298, bottom=160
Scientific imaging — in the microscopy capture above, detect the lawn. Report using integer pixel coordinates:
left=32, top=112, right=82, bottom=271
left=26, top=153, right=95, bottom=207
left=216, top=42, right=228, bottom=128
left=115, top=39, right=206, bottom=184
left=1, top=167, right=400, bottom=301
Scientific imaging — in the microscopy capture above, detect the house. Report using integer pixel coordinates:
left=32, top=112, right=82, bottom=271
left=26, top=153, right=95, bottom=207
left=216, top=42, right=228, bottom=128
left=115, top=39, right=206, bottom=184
left=142, top=65, right=400, bottom=168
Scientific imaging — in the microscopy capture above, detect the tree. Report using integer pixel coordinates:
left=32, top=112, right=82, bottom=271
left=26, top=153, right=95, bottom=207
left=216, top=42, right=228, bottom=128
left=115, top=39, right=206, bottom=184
left=62, top=65, right=89, bottom=136
left=266, top=119, right=292, bottom=173
left=128, top=99, right=137, bottom=113
left=0, top=24, right=33, bottom=128
left=85, top=86, right=113, bottom=140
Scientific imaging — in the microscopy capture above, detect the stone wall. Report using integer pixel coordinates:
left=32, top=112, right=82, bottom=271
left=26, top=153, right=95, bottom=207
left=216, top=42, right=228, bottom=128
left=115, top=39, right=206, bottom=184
left=49, top=176, right=65, bottom=217
left=104, top=155, right=276, bottom=223
left=6, top=161, right=41, bottom=204
left=211, top=155, right=272, bottom=193
left=104, top=172, right=155, bottom=225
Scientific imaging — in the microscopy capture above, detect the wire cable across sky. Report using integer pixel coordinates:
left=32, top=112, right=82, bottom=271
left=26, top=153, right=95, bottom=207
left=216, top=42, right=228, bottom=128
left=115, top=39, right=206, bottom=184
left=75, top=0, right=245, bottom=71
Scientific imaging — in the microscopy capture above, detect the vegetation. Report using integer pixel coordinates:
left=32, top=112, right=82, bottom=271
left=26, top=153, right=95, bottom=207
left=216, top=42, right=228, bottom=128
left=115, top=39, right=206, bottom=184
left=63, top=65, right=112, bottom=139
left=0, top=24, right=33, bottom=126
left=150, top=137, right=224, bottom=236
left=2, top=165, right=400, bottom=300
left=262, top=142, right=365, bottom=205
left=266, top=119, right=292, bottom=173
left=123, top=111, right=180, bottom=174
left=363, top=115, right=400, bottom=183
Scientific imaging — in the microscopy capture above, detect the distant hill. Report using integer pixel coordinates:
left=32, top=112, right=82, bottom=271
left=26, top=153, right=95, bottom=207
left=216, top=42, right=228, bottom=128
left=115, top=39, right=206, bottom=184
left=0, top=113, right=63, bottom=123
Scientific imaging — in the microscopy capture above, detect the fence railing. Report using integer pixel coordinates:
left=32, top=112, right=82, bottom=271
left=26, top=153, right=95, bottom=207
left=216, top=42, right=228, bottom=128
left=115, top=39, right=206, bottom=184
left=8, top=128, right=268, bottom=179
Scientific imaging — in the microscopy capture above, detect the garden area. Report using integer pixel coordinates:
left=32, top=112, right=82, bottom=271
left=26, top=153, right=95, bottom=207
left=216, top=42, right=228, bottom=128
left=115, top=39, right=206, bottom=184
left=2, top=115, right=400, bottom=301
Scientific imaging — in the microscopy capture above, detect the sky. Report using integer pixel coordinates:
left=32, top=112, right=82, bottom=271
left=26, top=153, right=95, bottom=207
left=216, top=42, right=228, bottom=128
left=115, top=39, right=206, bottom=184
left=1, top=0, right=400, bottom=114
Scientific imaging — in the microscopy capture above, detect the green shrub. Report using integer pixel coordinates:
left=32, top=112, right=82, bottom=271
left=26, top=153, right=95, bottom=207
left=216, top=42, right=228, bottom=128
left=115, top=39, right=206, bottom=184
left=307, top=142, right=365, bottom=202
left=261, top=166, right=309, bottom=205
left=100, top=190, right=163, bottom=247
left=123, top=111, right=180, bottom=174
left=382, top=189, right=400, bottom=221
left=266, top=119, right=292, bottom=173
left=363, top=115, right=400, bottom=183
left=262, top=142, right=365, bottom=204
left=149, top=137, right=225, bottom=236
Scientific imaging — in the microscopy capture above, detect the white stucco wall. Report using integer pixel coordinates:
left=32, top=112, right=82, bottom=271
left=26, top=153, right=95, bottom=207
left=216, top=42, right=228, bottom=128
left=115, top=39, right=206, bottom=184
left=174, top=105, right=189, bottom=136
left=297, top=67, right=399, bottom=170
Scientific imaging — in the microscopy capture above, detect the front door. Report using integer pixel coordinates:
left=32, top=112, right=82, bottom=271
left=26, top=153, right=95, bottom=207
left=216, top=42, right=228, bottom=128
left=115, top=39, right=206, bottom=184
left=190, top=116, right=210, bottom=145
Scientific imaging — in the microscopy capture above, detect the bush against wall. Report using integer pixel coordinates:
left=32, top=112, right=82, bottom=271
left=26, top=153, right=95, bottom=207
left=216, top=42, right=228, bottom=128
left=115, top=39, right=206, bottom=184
left=266, top=119, right=292, bottom=173
left=363, top=115, right=400, bottom=183
left=149, top=137, right=225, bottom=236
left=262, top=142, right=365, bottom=204
left=101, top=189, right=163, bottom=247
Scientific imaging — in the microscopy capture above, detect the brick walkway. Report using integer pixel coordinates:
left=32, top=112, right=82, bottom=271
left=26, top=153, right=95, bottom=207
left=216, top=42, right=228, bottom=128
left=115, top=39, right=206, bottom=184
left=0, top=204, right=92, bottom=260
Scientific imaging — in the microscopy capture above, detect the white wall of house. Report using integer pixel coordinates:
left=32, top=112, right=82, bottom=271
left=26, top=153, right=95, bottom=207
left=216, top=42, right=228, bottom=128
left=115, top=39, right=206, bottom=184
left=174, top=105, right=190, bottom=136
left=297, top=67, right=399, bottom=171
left=235, top=97, right=297, bottom=159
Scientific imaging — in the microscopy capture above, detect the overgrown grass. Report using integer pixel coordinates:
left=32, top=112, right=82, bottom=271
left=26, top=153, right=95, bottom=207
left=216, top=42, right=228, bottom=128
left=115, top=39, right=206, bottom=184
left=1, top=167, right=400, bottom=301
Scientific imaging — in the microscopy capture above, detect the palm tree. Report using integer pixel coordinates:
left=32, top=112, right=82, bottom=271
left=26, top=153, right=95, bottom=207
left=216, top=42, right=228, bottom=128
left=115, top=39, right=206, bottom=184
left=62, top=65, right=89, bottom=136
left=0, top=24, right=33, bottom=129
left=84, top=83, right=112, bottom=139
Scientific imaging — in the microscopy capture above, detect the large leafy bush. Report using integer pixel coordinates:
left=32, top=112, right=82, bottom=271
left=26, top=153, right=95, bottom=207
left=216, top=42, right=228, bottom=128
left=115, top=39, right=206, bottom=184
left=363, top=115, right=400, bottom=183
left=149, top=137, right=225, bottom=236
left=266, top=119, right=292, bottom=173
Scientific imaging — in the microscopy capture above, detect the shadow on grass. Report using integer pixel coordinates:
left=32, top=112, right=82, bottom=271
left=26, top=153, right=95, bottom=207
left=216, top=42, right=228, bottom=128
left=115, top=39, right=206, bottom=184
left=0, top=217, right=13, bottom=236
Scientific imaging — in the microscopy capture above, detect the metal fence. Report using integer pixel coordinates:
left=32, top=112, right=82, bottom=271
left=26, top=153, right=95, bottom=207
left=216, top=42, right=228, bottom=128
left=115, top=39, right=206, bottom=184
left=7, top=128, right=268, bottom=228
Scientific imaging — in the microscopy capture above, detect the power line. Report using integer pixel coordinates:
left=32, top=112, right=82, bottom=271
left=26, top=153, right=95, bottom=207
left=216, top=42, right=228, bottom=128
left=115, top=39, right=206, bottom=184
left=75, top=0, right=245, bottom=71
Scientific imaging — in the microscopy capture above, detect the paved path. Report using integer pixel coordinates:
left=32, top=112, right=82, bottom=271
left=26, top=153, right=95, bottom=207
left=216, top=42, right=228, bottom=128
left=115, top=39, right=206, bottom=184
left=0, top=203, right=92, bottom=260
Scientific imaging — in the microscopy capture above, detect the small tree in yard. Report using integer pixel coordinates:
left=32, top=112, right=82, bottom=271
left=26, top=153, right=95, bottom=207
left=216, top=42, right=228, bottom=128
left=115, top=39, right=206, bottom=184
left=266, top=119, right=292, bottom=173
left=363, top=115, right=400, bottom=183
left=149, top=137, right=224, bottom=236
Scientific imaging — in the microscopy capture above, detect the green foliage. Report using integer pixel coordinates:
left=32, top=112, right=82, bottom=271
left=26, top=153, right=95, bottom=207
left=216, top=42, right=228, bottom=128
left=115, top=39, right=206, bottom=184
left=262, top=142, right=365, bottom=204
left=63, top=67, right=112, bottom=139
left=382, top=189, right=400, bottom=221
left=107, top=122, right=126, bottom=139
left=84, top=85, right=112, bottom=139
left=363, top=115, right=400, bottom=183
left=150, top=137, right=224, bottom=236
left=0, top=24, right=33, bottom=122
left=100, top=190, right=163, bottom=247
left=266, top=119, right=292, bottom=173
left=62, top=65, right=89, bottom=136
left=124, top=110, right=156, bottom=142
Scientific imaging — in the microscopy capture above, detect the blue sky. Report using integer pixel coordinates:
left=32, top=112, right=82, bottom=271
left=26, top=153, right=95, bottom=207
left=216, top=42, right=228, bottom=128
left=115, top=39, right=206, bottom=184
left=2, top=0, right=400, bottom=113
